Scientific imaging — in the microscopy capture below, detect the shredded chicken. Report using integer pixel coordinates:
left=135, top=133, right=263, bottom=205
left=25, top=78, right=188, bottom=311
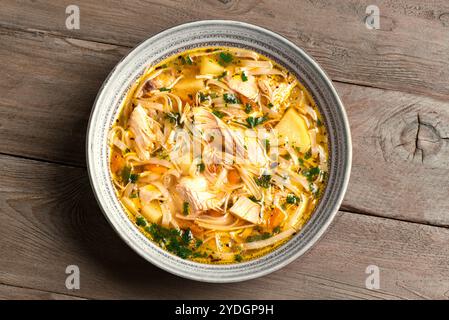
left=229, top=196, right=262, bottom=225
left=128, top=105, right=160, bottom=160
left=176, top=176, right=224, bottom=213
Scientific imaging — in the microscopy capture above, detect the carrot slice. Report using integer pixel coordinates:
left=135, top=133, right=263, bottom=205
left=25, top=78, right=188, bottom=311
left=268, top=208, right=284, bottom=229
left=227, top=169, right=241, bottom=184
left=110, top=151, right=125, bottom=174
left=144, top=163, right=168, bottom=174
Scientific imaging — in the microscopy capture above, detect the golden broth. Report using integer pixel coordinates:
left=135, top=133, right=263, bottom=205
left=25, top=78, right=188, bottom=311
left=108, top=47, right=328, bottom=263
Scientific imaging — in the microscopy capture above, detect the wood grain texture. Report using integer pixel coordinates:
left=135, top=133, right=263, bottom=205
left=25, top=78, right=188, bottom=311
left=0, top=154, right=448, bottom=300
left=0, top=284, right=83, bottom=300
left=1, top=0, right=449, bottom=99
left=1, top=29, right=448, bottom=226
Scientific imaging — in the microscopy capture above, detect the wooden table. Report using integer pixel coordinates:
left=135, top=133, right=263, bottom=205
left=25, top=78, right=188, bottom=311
left=1, top=0, right=448, bottom=300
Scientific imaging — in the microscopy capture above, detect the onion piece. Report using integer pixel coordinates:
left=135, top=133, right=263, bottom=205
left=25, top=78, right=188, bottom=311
left=121, top=197, right=139, bottom=216
left=196, top=222, right=254, bottom=231
left=113, top=136, right=128, bottom=152
left=240, top=60, right=273, bottom=69
left=241, top=228, right=296, bottom=250
left=123, top=182, right=135, bottom=198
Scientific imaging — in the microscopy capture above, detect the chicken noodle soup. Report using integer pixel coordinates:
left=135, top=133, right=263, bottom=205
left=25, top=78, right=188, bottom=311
left=108, top=47, right=328, bottom=263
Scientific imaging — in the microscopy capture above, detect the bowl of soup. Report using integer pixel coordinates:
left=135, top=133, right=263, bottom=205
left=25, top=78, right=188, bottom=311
left=87, top=20, right=351, bottom=282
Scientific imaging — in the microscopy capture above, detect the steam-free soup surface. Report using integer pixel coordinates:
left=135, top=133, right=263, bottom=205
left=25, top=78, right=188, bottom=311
left=109, top=47, right=328, bottom=263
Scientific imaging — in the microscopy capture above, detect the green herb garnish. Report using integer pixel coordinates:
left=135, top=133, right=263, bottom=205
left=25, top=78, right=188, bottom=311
left=212, top=110, right=225, bottom=118
left=136, top=216, right=147, bottom=227
left=159, top=87, right=171, bottom=92
left=248, top=196, right=260, bottom=203
left=234, top=254, right=243, bottom=262
left=286, top=193, right=299, bottom=204
left=246, top=232, right=271, bottom=242
left=165, top=112, right=181, bottom=125
left=182, top=202, right=190, bottom=216
left=145, top=224, right=198, bottom=259
left=217, top=71, right=227, bottom=80
left=244, top=103, right=252, bottom=114
left=197, top=162, right=205, bottom=173
left=268, top=103, right=274, bottom=108
left=219, top=52, right=233, bottom=65
left=241, top=71, right=248, bottom=82
left=129, top=173, right=139, bottom=183
left=223, top=93, right=239, bottom=104
left=263, top=139, right=270, bottom=151
left=199, top=92, right=209, bottom=102
left=120, top=165, right=131, bottom=182
left=304, top=149, right=312, bottom=160
left=302, top=167, right=320, bottom=182
left=246, top=115, right=268, bottom=128
left=254, top=174, right=272, bottom=188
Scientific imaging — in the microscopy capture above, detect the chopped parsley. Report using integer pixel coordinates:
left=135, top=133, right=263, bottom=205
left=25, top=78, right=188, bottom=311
left=254, top=174, right=272, bottom=188
left=159, top=87, right=171, bottom=92
left=268, top=102, right=274, bottom=108
left=165, top=112, right=181, bottom=125
left=199, top=92, right=209, bottom=102
left=223, top=93, right=239, bottom=104
left=120, top=165, right=131, bottom=182
left=241, top=71, right=248, bottom=82
left=246, top=232, right=271, bottom=242
left=263, top=139, right=270, bottom=151
left=212, top=110, right=225, bottom=118
left=197, top=162, right=205, bottom=173
left=136, top=216, right=147, bottom=227
left=317, top=118, right=323, bottom=126
left=244, top=103, right=252, bottom=114
left=129, top=173, right=139, bottom=183
left=145, top=224, right=199, bottom=259
left=218, top=52, right=233, bottom=65
left=246, top=115, right=268, bottom=128
left=248, top=196, right=261, bottom=203
left=286, top=193, right=300, bottom=204
left=195, top=239, right=203, bottom=249
left=302, top=167, right=320, bottom=182
left=309, top=183, right=320, bottom=197
left=182, top=202, right=190, bottom=216
left=304, top=149, right=312, bottom=160
left=234, top=254, right=243, bottom=262
left=217, top=71, right=227, bottom=80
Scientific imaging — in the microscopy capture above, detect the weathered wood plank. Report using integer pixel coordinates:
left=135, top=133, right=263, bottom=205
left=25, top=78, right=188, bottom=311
left=0, top=283, right=84, bottom=300
left=0, top=28, right=128, bottom=166
left=0, top=154, right=448, bottom=299
left=1, top=0, right=449, bottom=99
left=340, top=84, right=449, bottom=226
left=1, top=29, right=448, bottom=225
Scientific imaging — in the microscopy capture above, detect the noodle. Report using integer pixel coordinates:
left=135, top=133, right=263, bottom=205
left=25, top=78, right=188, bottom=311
left=108, top=47, right=328, bottom=263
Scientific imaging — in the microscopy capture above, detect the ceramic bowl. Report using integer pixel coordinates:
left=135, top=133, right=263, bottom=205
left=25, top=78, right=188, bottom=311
left=86, top=20, right=351, bottom=283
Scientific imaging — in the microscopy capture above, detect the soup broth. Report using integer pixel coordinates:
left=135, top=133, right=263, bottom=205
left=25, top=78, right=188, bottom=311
left=108, top=47, right=328, bottom=263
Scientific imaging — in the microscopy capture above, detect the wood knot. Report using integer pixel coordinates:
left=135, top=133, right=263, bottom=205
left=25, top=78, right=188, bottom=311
left=398, top=114, right=444, bottom=163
